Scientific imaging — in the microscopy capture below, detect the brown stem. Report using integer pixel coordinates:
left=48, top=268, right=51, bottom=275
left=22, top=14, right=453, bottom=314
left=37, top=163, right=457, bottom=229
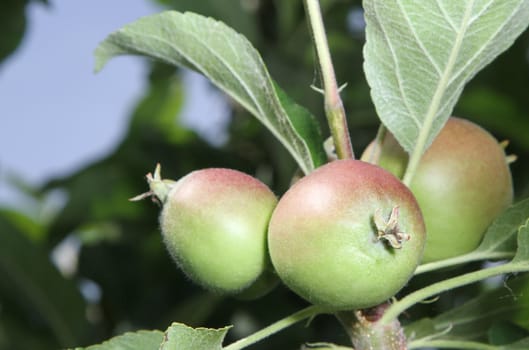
left=336, top=303, right=407, bottom=350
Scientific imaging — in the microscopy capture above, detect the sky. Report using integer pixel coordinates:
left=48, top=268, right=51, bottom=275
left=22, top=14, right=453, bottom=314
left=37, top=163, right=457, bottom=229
left=0, top=1, right=367, bottom=208
left=0, top=0, right=235, bottom=299
left=0, top=0, right=161, bottom=205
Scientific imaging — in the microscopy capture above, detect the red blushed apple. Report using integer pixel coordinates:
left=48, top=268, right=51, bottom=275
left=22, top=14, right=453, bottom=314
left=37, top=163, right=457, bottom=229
left=268, top=159, right=426, bottom=311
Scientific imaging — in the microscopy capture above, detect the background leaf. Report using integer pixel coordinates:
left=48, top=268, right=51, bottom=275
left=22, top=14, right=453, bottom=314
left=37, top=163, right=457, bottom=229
left=512, top=218, right=529, bottom=262
left=0, top=0, right=49, bottom=65
left=160, top=323, right=230, bottom=350
left=488, top=322, right=529, bottom=345
left=274, top=84, right=327, bottom=169
left=405, top=275, right=529, bottom=344
left=153, top=0, right=258, bottom=43
left=0, top=214, right=89, bottom=348
left=363, top=0, right=529, bottom=158
left=94, top=11, right=326, bottom=174
left=502, top=337, right=529, bottom=349
left=476, top=198, right=529, bottom=257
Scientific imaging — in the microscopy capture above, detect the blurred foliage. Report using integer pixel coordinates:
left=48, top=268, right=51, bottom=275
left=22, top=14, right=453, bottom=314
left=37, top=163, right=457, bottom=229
left=0, top=0, right=48, bottom=65
left=1, top=0, right=529, bottom=349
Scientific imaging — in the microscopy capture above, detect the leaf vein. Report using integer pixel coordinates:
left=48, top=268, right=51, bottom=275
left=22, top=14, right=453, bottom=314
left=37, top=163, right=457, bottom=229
left=123, top=24, right=308, bottom=171
left=396, top=0, right=442, bottom=76
left=448, top=0, right=526, bottom=87
left=375, top=1, right=422, bottom=130
left=436, top=0, right=457, bottom=31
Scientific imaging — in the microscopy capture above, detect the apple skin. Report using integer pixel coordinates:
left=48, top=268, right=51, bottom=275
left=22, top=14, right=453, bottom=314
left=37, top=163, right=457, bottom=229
left=362, top=117, right=514, bottom=263
left=268, top=159, right=426, bottom=311
left=158, top=168, right=278, bottom=295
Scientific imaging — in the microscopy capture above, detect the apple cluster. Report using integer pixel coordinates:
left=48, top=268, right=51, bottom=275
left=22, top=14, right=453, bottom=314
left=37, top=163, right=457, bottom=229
left=139, top=117, right=513, bottom=310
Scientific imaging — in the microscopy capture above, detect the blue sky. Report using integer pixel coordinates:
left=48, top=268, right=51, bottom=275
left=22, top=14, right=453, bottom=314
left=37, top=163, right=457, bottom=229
left=0, top=1, right=366, bottom=207
left=0, top=0, right=161, bottom=204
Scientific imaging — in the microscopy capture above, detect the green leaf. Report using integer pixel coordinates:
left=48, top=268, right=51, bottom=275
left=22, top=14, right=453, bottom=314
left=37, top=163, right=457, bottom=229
left=0, top=214, right=89, bottom=347
left=488, top=322, right=529, bottom=345
left=74, top=330, right=164, bottom=350
left=169, top=292, right=223, bottom=327
left=405, top=275, right=529, bottom=344
left=512, top=218, right=529, bottom=263
left=128, top=63, right=195, bottom=145
left=0, top=207, right=45, bottom=242
left=160, top=322, right=231, bottom=350
left=476, top=197, right=529, bottom=257
left=501, top=337, right=529, bottom=350
left=154, top=0, right=258, bottom=43
left=384, top=226, right=529, bottom=324
left=405, top=318, right=436, bottom=342
left=469, top=198, right=529, bottom=260
left=0, top=313, right=57, bottom=350
left=410, top=222, right=529, bottom=336
left=274, top=83, right=326, bottom=169
left=0, top=0, right=26, bottom=64
left=363, top=0, right=529, bottom=157
left=94, top=11, right=325, bottom=174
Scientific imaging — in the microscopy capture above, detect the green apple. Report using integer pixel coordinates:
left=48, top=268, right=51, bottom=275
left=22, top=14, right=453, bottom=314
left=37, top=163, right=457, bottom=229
left=139, top=165, right=278, bottom=296
left=268, top=159, right=426, bottom=310
left=362, top=117, right=513, bottom=263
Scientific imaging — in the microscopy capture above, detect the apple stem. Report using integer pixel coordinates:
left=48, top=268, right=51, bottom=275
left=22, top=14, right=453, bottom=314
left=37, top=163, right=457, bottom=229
left=223, top=305, right=325, bottom=350
left=336, top=303, right=407, bottom=350
left=303, top=0, right=354, bottom=160
left=414, top=251, right=514, bottom=275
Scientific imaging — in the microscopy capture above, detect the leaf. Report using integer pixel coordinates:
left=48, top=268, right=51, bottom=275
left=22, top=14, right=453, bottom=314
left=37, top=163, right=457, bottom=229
left=0, top=207, right=45, bottom=241
left=0, top=214, right=89, bottom=347
left=0, top=313, right=57, bottom=350
left=73, top=330, right=164, bottom=350
left=153, top=0, right=258, bottom=43
left=405, top=318, right=436, bottom=342
left=392, top=226, right=529, bottom=326
left=160, top=322, right=230, bottom=350
left=128, top=63, right=195, bottom=145
left=404, top=225, right=529, bottom=344
left=475, top=197, right=529, bottom=257
left=405, top=275, right=529, bottom=343
left=363, top=0, right=529, bottom=158
left=0, top=0, right=27, bottom=64
left=169, top=292, right=223, bottom=327
left=408, top=221, right=529, bottom=339
left=501, top=337, right=529, bottom=349
left=94, top=11, right=326, bottom=174
left=274, top=83, right=326, bottom=168
left=512, top=218, right=529, bottom=263
left=488, top=321, right=529, bottom=345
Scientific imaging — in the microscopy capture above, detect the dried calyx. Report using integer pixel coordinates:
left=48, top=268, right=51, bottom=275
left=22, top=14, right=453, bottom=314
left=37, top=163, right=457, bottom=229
left=129, top=163, right=177, bottom=204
